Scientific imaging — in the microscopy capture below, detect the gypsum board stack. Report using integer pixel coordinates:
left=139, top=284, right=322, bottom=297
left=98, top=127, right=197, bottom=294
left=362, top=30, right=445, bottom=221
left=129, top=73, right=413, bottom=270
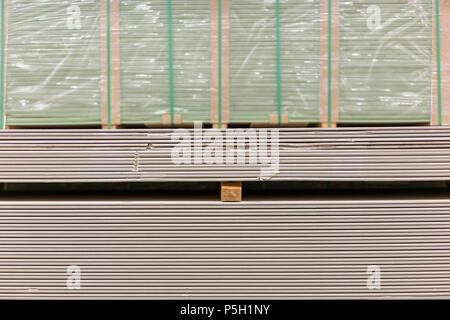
left=1, top=194, right=450, bottom=299
left=119, top=0, right=212, bottom=124
left=338, top=0, right=432, bottom=123
left=2, top=127, right=450, bottom=182
left=6, top=0, right=102, bottom=126
left=228, top=0, right=321, bottom=123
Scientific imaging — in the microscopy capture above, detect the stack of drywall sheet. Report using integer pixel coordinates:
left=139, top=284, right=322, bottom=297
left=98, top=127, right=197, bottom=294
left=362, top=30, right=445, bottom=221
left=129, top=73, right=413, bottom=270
left=228, top=0, right=321, bottom=123
left=1, top=1, right=449, bottom=126
left=1, top=195, right=450, bottom=299
left=119, top=0, right=211, bottom=124
left=338, top=0, right=432, bottom=123
left=5, top=0, right=102, bottom=126
left=0, top=127, right=449, bottom=182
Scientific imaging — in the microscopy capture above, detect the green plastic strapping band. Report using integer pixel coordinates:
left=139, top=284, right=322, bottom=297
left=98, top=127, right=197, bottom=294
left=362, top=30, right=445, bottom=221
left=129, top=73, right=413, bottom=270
left=218, top=0, right=222, bottom=127
left=106, top=0, right=111, bottom=128
left=275, top=0, right=282, bottom=126
left=168, top=0, right=175, bottom=126
left=327, top=0, right=332, bottom=127
left=436, top=0, right=442, bottom=126
left=0, top=0, right=4, bottom=129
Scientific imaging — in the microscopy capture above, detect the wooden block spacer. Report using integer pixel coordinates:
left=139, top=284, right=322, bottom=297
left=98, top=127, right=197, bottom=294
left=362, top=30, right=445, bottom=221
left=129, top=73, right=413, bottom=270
left=213, top=123, right=228, bottom=129
left=162, top=114, right=182, bottom=126
left=221, top=182, right=242, bottom=202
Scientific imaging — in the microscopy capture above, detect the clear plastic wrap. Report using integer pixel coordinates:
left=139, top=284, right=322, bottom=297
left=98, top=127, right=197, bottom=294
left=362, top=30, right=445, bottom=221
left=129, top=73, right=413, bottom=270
left=119, top=0, right=211, bottom=124
left=0, top=0, right=448, bottom=127
left=5, top=0, right=102, bottom=126
left=228, top=0, right=321, bottom=123
left=338, top=0, right=432, bottom=123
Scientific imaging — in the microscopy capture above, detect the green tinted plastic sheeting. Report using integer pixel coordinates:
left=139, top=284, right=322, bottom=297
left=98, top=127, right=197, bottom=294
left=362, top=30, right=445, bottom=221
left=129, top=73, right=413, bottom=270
left=120, top=1, right=211, bottom=124
left=339, top=0, right=432, bottom=123
left=229, top=0, right=321, bottom=123
left=6, top=0, right=102, bottom=126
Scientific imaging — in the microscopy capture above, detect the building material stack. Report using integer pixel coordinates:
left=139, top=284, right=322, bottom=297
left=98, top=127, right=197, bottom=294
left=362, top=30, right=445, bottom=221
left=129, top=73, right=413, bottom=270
left=0, top=0, right=449, bottom=299
left=2, top=0, right=448, bottom=127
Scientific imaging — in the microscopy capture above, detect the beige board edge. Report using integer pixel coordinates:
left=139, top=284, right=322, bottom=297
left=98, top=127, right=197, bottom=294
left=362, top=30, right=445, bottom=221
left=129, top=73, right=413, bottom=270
left=1, top=0, right=7, bottom=129
left=110, top=0, right=120, bottom=127
left=330, top=0, right=339, bottom=124
left=210, top=0, right=219, bottom=124
left=440, top=0, right=450, bottom=125
left=162, top=114, right=182, bottom=126
left=100, top=0, right=108, bottom=128
left=269, top=114, right=288, bottom=125
left=319, top=0, right=329, bottom=125
left=221, top=0, right=230, bottom=125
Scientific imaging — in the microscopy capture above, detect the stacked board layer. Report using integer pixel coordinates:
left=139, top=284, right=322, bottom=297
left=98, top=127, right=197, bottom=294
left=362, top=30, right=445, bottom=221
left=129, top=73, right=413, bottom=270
left=119, top=0, right=211, bottom=124
left=228, top=0, right=321, bottom=123
left=0, top=1, right=444, bottom=126
left=338, top=0, right=433, bottom=123
left=5, top=0, right=102, bottom=125
left=1, top=196, right=450, bottom=299
left=0, top=127, right=450, bottom=182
